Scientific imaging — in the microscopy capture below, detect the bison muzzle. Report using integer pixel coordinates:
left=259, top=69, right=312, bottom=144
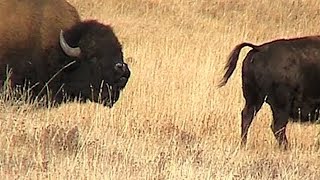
left=0, top=0, right=131, bottom=107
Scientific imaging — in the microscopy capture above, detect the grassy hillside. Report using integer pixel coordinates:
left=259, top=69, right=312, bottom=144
left=1, top=0, right=320, bottom=179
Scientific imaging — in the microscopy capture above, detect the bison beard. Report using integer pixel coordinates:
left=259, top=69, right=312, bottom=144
left=219, top=36, right=320, bottom=149
left=0, top=0, right=131, bottom=107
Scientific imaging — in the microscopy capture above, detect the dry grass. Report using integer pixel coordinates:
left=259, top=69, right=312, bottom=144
left=1, top=0, right=320, bottom=179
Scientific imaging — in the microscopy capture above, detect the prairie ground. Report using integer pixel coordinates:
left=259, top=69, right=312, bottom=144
left=1, top=0, right=320, bottom=179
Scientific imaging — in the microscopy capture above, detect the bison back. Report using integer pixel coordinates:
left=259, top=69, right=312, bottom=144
left=0, top=0, right=80, bottom=86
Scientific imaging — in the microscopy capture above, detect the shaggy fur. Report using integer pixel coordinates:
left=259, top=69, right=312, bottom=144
left=0, top=0, right=130, bottom=107
left=220, top=36, right=320, bottom=148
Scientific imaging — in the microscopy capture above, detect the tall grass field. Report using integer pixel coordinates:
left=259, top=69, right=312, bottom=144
left=1, top=0, right=320, bottom=179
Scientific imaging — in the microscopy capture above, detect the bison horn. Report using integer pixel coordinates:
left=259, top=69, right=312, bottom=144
left=59, top=30, right=81, bottom=57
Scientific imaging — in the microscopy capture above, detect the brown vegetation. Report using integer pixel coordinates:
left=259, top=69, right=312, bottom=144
left=1, top=0, right=320, bottom=179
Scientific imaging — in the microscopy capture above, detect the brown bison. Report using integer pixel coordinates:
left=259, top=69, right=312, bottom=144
left=0, top=0, right=131, bottom=107
left=219, top=36, right=320, bottom=149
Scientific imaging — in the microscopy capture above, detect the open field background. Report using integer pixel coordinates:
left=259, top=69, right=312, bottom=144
left=1, top=0, right=320, bottom=179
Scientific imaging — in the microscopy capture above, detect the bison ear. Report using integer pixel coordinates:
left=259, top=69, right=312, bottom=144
left=59, top=30, right=82, bottom=58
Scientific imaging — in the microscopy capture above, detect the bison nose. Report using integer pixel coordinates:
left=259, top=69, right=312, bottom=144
left=114, top=63, right=127, bottom=72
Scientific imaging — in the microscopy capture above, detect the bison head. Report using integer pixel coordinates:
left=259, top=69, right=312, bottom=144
left=58, top=20, right=131, bottom=107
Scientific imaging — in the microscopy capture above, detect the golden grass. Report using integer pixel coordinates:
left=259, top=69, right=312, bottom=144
left=1, top=0, right=320, bottom=179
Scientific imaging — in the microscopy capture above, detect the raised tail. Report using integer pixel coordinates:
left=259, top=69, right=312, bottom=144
left=218, top=42, right=258, bottom=87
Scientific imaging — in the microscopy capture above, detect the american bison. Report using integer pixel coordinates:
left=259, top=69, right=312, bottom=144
left=0, top=0, right=131, bottom=107
left=219, top=36, right=320, bottom=148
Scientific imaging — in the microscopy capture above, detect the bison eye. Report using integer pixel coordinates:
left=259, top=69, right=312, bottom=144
left=90, top=57, right=98, bottom=64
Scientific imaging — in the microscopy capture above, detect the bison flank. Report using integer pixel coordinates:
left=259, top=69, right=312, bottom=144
left=220, top=36, right=320, bottom=149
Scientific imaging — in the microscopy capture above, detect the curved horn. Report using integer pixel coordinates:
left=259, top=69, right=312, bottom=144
left=59, top=30, right=81, bottom=57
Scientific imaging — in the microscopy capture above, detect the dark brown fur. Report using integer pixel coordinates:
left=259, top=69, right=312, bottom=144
left=220, top=36, right=320, bottom=149
left=0, top=0, right=131, bottom=107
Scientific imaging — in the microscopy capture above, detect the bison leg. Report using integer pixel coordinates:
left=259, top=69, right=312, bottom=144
left=241, top=101, right=263, bottom=147
left=270, top=108, right=289, bottom=149
left=241, top=82, right=264, bottom=147
left=267, top=84, right=292, bottom=149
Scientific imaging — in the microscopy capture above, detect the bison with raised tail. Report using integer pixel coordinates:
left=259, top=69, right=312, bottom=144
left=0, top=0, right=131, bottom=107
left=219, top=36, right=320, bottom=149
